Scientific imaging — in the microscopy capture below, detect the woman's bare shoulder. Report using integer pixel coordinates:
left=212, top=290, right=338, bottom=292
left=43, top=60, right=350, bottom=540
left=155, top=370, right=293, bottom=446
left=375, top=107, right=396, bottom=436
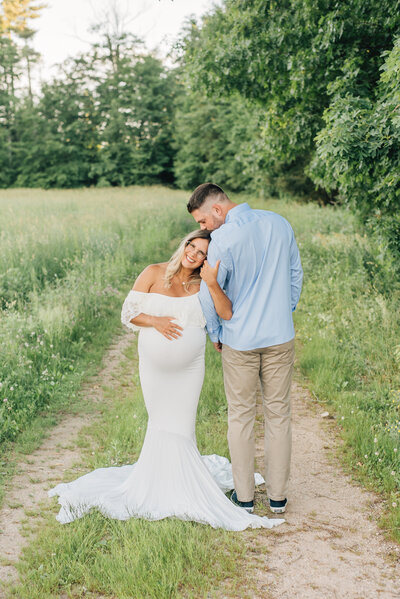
left=132, top=263, right=168, bottom=292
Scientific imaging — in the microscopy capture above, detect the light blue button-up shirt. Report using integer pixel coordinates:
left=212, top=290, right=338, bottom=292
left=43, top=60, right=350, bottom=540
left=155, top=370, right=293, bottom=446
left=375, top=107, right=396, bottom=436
left=199, top=203, right=303, bottom=351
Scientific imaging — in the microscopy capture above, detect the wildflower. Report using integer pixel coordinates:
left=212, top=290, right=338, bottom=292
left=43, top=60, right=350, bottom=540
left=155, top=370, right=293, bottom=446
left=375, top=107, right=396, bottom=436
left=10, top=386, right=13, bottom=391
left=375, top=452, right=379, bottom=456
left=3, top=398, right=7, bottom=403
left=341, top=416, right=345, bottom=420
left=374, top=438, right=378, bottom=443
left=391, top=471, right=396, bottom=476
left=395, top=448, right=398, bottom=453
left=364, top=455, right=368, bottom=459
left=392, top=502, right=397, bottom=508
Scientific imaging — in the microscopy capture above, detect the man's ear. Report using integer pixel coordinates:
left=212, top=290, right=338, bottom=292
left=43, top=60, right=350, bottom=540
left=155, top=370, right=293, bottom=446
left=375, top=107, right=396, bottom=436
left=211, top=203, right=223, bottom=216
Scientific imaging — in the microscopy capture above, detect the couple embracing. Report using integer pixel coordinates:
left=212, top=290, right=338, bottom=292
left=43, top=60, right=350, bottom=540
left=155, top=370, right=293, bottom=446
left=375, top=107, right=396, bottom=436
left=49, top=183, right=303, bottom=531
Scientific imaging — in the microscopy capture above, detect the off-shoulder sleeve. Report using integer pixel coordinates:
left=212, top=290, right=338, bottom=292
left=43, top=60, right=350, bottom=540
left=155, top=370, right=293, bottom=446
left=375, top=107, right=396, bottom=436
left=121, top=290, right=146, bottom=332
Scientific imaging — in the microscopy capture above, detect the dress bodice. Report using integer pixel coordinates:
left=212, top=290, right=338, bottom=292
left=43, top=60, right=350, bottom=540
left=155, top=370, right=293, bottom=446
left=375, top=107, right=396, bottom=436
left=121, top=290, right=206, bottom=332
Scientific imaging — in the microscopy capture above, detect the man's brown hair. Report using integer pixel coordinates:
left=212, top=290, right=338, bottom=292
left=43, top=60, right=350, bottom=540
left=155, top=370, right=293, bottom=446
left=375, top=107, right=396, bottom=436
left=187, top=183, right=228, bottom=213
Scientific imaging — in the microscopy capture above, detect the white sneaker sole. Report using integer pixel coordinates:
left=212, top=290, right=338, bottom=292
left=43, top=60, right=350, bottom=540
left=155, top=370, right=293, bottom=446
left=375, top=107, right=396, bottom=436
left=230, top=494, right=254, bottom=513
left=270, top=506, right=286, bottom=514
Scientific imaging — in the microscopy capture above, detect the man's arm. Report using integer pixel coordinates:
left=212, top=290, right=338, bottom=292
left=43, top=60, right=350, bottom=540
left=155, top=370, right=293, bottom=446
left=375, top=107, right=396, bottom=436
left=200, top=260, right=232, bottom=320
left=198, top=240, right=229, bottom=342
left=289, top=229, right=303, bottom=311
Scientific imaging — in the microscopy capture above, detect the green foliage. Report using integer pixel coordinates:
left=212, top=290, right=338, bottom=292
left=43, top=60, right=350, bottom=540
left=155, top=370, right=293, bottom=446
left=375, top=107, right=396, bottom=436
left=181, top=0, right=400, bottom=201
left=309, top=36, right=400, bottom=263
left=0, top=35, right=20, bottom=186
left=13, top=76, right=101, bottom=188
left=97, top=54, right=177, bottom=186
left=173, top=87, right=263, bottom=191
left=0, top=25, right=177, bottom=189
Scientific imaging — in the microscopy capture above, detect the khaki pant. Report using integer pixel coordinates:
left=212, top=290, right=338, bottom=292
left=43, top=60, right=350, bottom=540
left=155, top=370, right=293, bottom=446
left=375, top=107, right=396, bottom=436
left=221, top=338, right=295, bottom=502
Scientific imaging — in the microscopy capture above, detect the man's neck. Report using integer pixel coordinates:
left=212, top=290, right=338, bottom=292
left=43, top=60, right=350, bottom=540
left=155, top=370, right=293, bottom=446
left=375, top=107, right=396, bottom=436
left=223, top=202, right=238, bottom=220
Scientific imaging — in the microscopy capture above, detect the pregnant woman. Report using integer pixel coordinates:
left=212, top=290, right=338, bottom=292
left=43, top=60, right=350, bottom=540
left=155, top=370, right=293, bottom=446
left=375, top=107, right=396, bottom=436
left=48, top=230, right=284, bottom=531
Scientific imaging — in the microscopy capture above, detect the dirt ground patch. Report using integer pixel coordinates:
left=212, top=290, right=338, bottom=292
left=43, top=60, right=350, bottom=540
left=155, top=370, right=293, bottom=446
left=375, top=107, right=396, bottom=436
left=250, top=380, right=400, bottom=599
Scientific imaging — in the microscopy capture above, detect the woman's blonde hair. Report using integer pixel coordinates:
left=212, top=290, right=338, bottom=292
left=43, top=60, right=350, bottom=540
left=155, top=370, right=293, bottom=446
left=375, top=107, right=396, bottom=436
left=163, top=229, right=211, bottom=289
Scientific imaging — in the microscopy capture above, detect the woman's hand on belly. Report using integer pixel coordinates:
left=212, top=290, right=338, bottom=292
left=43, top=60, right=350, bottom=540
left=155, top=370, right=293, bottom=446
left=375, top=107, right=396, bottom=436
left=152, top=316, right=183, bottom=340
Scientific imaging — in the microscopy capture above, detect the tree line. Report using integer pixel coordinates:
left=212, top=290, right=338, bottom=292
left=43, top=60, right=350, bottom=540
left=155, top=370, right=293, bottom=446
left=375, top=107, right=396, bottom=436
left=1, top=0, right=400, bottom=258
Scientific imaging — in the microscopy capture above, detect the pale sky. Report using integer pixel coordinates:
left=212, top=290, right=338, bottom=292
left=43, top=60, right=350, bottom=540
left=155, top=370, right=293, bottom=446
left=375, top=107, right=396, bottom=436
left=32, top=0, right=222, bottom=81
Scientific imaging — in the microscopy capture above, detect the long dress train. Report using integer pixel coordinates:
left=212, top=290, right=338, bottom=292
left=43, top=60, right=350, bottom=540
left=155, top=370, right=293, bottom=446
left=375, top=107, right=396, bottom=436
left=48, top=291, right=284, bottom=531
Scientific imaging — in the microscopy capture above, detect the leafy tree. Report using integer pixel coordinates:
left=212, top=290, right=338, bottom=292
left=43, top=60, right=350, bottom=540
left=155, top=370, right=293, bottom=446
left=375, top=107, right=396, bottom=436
left=0, top=0, right=45, bottom=186
left=182, top=0, right=400, bottom=195
left=7, top=32, right=177, bottom=188
left=96, top=52, right=177, bottom=186
left=17, top=26, right=40, bottom=100
left=0, top=35, right=21, bottom=185
left=309, top=36, right=400, bottom=261
left=173, top=86, right=264, bottom=192
left=13, top=62, right=101, bottom=188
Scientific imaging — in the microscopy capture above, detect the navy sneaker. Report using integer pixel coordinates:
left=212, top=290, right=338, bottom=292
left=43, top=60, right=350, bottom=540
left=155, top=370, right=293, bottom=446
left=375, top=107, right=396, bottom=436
left=269, top=498, right=287, bottom=514
left=230, top=490, right=254, bottom=513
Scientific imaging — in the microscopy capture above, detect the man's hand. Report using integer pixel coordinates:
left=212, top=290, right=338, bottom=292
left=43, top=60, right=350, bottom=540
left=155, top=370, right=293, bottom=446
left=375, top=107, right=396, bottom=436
left=213, top=341, right=222, bottom=353
left=200, top=260, right=220, bottom=287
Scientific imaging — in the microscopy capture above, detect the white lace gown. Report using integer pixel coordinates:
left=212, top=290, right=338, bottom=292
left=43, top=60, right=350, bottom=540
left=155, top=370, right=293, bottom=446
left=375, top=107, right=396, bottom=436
left=48, top=290, right=284, bottom=531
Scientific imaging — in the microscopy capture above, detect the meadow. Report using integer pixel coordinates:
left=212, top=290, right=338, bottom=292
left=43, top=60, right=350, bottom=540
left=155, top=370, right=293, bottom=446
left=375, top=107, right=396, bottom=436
left=0, top=186, right=399, bottom=597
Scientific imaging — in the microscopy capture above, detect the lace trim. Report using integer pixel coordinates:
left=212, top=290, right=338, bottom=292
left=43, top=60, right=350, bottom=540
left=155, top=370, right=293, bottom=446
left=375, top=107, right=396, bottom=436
left=121, top=290, right=143, bottom=332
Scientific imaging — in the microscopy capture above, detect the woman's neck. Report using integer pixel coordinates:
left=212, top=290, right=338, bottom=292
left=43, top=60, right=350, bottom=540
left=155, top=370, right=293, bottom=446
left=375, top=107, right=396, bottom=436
left=176, top=266, right=194, bottom=283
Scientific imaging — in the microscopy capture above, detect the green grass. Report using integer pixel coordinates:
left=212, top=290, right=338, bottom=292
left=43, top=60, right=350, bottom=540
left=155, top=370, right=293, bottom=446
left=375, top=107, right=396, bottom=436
left=8, top=340, right=248, bottom=599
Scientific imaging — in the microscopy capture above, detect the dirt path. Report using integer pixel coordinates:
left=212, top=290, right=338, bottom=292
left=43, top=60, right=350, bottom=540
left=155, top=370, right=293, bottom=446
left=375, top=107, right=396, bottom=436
left=251, top=381, right=400, bottom=599
left=0, top=331, right=133, bottom=596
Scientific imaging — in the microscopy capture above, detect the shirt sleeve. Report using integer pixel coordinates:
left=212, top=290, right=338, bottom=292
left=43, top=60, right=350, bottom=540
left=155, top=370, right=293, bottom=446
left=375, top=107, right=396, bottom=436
left=289, top=229, right=303, bottom=311
left=198, top=239, right=229, bottom=342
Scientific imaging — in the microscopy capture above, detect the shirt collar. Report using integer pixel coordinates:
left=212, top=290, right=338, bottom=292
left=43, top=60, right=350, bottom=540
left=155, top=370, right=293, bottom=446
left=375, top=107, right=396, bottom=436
left=225, top=202, right=250, bottom=225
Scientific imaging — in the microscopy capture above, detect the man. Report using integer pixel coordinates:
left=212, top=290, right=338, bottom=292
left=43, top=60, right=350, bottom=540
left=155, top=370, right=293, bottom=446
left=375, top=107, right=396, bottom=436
left=187, top=182, right=303, bottom=514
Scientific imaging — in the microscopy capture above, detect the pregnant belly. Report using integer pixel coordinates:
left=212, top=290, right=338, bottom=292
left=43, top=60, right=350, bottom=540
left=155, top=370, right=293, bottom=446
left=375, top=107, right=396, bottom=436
left=138, top=326, right=206, bottom=438
left=138, top=326, right=206, bottom=372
